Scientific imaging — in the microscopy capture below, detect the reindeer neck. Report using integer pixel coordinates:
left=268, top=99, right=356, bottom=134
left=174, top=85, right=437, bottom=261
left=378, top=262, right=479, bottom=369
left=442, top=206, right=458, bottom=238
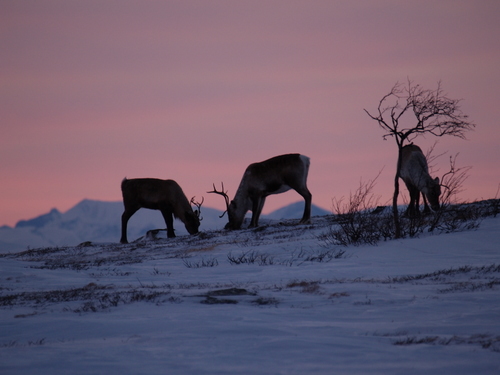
left=233, top=186, right=251, bottom=209
left=413, top=169, right=435, bottom=193
left=232, top=175, right=254, bottom=216
left=173, top=195, right=191, bottom=220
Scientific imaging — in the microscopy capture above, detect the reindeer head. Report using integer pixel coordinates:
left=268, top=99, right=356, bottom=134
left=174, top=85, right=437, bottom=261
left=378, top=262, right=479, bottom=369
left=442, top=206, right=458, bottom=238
left=185, top=197, right=203, bottom=234
left=225, top=200, right=245, bottom=230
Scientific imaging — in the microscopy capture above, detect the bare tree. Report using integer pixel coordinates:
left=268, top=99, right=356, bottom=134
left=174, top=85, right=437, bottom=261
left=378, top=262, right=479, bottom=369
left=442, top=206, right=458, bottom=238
left=427, top=152, right=472, bottom=232
left=364, top=80, right=475, bottom=237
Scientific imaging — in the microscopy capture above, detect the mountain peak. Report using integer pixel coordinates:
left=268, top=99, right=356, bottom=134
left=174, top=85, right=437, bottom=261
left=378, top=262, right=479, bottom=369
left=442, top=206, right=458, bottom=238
left=15, top=208, right=61, bottom=229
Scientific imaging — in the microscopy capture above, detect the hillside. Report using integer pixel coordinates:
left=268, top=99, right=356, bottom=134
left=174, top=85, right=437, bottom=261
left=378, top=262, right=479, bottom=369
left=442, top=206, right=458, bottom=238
left=0, top=206, right=499, bottom=374
left=0, top=199, right=329, bottom=253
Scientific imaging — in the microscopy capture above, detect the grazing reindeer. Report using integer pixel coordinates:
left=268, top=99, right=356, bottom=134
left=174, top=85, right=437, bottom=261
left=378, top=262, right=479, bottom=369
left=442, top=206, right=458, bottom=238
left=209, top=154, right=312, bottom=229
left=120, top=178, right=202, bottom=243
left=399, top=144, right=441, bottom=216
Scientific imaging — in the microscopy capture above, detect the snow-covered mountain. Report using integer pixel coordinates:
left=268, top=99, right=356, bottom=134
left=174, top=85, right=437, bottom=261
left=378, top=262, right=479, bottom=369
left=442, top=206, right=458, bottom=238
left=264, top=201, right=330, bottom=220
left=0, top=199, right=329, bottom=252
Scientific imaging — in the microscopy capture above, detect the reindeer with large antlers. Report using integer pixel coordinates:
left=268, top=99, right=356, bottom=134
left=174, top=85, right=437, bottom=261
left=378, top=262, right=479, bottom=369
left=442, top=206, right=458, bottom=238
left=120, top=178, right=203, bottom=243
left=209, top=154, right=312, bottom=230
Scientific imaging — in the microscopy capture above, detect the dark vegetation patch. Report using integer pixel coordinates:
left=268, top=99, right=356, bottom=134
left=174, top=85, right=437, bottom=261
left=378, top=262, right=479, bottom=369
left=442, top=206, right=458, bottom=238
left=322, top=183, right=499, bottom=247
left=387, top=264, right=500, bottom=283
left=182, top=257, right=219, bottom=268
left=199, top=287, right=268, bottom=305
left=393, top=334, right=500, bottom=352
left=0, top=282, right=175, bottom=312
left=227, top=250, right=275, bottom=266
left=286, top=280, right=322, bottom=294
left=225, top=247, right=346, bottom=267
left=251, top=297, right=280, bottom=306
left=201, top=296, right=239, bottom=305
left=206, top=288, right=256, bottom=297
left=0, top=338, right=46, bottom=348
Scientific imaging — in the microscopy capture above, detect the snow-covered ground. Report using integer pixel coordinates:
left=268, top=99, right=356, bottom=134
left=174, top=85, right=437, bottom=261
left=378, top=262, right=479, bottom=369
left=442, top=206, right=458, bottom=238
left=0, top=199, right=330, bottom=252
left=1, top=213, right=499, bottom=374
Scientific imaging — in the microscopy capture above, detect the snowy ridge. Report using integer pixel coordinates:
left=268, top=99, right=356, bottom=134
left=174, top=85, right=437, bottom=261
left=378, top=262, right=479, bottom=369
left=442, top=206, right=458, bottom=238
left=0, top=199, right=329, bottom=252
left=0, top=212, right=499, bottom=374
left=264, top=200, right=330, bottom=220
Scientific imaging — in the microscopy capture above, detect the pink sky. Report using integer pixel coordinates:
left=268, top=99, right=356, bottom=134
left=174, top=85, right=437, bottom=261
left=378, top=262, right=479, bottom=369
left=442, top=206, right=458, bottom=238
left=1, top=1, right=499, bottom=227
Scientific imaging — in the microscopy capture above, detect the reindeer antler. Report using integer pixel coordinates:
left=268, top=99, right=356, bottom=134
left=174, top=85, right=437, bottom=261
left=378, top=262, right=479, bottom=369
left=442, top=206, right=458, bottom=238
left=190, top=196, right=204, bottom=221
left=207, top=182, right=230, bottom=218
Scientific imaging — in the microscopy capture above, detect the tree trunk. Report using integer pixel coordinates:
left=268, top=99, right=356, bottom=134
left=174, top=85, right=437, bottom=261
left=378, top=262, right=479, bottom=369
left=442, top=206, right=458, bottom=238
left=393, top=147, right=403, bottom=238
left=393, top=172, right=401, bottom=238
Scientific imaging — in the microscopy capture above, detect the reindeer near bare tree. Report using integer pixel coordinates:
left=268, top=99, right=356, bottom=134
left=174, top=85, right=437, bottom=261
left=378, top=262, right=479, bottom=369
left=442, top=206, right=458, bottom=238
left=120, top=178, right=202, bottom=243
left=209, top=154, right=312, bottom=230
left=400, top=144, right=441, bottom=217
left=365, top=79, right=475, bottom=238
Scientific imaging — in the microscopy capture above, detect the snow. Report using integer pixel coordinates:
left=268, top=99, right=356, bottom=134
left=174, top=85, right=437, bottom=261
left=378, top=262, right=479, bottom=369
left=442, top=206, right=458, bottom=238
left=1, top=214, right=499, bottom=374
left=0, top=199, right=327, bottom=252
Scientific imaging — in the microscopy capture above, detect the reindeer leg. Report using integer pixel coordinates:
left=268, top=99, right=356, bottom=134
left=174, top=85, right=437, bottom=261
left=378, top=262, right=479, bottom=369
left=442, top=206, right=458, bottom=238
left=120, top=207, right=139, bottom=243
left=297, top=187, right=312, bottom=224
left=250, top=197, right=266, bottom=228
left=409, top=186, right=421, bottom=217
left=415, top=190, right=421, bottom=216
left=404, top=183, right=418, bottom=217
left=422, top=194, right=431, bottom=214
left=161, top=209, right=176, bottom=238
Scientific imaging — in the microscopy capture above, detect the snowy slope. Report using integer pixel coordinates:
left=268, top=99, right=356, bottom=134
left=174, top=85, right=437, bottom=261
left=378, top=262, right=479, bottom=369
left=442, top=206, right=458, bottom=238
left=0, top=212, right=499, bottom=374
left=0, top=199, right=329, bottom=253
left=264, top=200, right=330, bottom=220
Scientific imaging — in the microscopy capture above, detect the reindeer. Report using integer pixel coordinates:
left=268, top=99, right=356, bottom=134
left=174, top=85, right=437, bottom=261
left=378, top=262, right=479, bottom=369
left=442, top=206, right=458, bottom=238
left=209, top=154, right=312, bottom=229
left=399, top=144, right=441, bottom=217
left=120, top=178, right=202, bottom=243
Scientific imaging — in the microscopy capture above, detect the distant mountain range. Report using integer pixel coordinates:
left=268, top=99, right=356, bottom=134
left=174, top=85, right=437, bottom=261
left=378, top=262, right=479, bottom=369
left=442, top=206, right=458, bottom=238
left=0, top=200, right=330, bottom=252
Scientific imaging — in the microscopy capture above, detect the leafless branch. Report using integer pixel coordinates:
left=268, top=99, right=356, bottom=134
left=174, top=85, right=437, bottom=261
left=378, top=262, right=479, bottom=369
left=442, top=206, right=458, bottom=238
left=365, top=80, right=475, bottom=147
left=440, top=154, right=471, bottom=206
